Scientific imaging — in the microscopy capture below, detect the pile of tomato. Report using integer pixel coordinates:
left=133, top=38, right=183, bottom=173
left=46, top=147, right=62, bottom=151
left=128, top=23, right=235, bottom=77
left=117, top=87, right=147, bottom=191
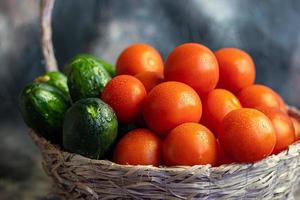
left=100, top=43, right=300, bottom=167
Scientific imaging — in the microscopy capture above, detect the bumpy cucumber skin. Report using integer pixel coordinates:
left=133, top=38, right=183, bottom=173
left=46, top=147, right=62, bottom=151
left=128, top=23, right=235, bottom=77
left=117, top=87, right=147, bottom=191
left=65, top=54, right=116, bottom=77
left=66, top=55, right=112, bottom=102
left=20, top=83, right=70, bottom=144
left=35, top=71, right=69, bottom=98
left=63, top=98, right=118, bottom=159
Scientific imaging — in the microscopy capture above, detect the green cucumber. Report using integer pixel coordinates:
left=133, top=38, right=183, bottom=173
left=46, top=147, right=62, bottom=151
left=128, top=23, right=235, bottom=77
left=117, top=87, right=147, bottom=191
left=20, top=83, right=70, bottom=144
left=63, top=98, right=118, bottom=159
left=34, top=71, right=69, bottom=98
left=66, top=55, right=112, bottom=102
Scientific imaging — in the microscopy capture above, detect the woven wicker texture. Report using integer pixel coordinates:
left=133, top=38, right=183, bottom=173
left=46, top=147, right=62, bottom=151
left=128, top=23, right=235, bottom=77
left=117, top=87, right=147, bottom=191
left=29, top=107, right=300, bottom=200
left=34, top=0, right=300, bottom=199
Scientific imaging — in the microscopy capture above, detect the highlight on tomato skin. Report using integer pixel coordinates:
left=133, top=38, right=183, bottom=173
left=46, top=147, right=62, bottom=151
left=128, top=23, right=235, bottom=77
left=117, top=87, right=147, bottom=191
left=162, top=123, right=218, bottom=166
left=164, top=43, right=219, bottom=95
left=116, top=43, right=164, bottom=76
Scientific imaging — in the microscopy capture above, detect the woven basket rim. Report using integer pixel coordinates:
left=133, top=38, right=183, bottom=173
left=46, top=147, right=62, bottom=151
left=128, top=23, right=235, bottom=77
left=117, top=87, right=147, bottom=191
left=29, top=105, right=300, bottom=174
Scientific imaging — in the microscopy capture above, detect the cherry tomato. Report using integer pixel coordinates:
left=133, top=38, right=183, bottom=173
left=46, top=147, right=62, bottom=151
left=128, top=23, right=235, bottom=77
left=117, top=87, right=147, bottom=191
left=162, top=123, right=217, bottom=166
left=116, top=43, right=164, bottom=76
left=113, top=129, right=162, bottom=166
left=216, top=139, right=234, bottom=166
left=274, top=92, right=288, bottom=113
left=219, top=108, right=276, bottom=163
left=201, top=89, right=242, bottom=135
left=164, top=43, right=219, bottom=95
left=291, top=117, right=300, bottom=141
left=255, top=106, right=295, bottom=154
left=135, top=71, right=163, bottom=93
left=101, top=75, right=146, bottom=123
left=143, top=81, right=202, bottom=136
left=237, top=84, right=282, bottom=109
left=215, top=48, right=255, bottom=93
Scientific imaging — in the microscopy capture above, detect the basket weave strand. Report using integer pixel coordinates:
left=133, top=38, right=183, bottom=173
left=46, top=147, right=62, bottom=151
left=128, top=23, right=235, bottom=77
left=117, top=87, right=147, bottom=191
left=40, top=0, right=57, bottom=71
left=36, top=0, right=300, bottom=199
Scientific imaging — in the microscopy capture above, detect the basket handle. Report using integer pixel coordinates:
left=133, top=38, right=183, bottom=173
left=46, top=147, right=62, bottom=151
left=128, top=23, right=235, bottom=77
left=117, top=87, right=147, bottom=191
left=40, top=0, right=57, bottom=72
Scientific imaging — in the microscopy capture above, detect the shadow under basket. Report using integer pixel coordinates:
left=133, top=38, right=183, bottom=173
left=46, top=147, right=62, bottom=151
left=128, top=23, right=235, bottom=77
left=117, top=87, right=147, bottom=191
left=28, top=106, right=300, bottom=200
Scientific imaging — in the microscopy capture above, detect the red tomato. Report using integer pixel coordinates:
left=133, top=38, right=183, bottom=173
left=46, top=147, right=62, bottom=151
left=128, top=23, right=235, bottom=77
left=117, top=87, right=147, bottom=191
left=216, top=140, right=234, bottom=166
left=116, top=43, right=164, bottom=76
left=101, top=75, right=146, bottom=123
left=237, top=84, right=282, bottom=109
left=143, top=81, right=202, bottom=136
left=215, top=48, right=255, bottom=93
left=274, top=92, right=288, bottom=113
left=219, top=108, right=276, bottom=163
left=164, top=43, right=219, bottom=95
left=113, top=129, right=162, bottom=166
left=291, top=117, right=300, bottom=141
left=255, top=106, right=295, bottom=154
left=162, top=123, right=217, bottom=166
left=135, top=71, right=163, bottom=93
left=201, top=89, right=242, bottom=135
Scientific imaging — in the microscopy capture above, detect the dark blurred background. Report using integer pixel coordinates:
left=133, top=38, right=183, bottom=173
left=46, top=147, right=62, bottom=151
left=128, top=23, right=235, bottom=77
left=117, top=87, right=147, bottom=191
left=1, top=0, right=300, bottom=199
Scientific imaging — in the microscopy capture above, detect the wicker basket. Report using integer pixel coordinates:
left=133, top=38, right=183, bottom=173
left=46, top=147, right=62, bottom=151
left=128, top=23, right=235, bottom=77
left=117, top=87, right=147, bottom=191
left=33, top=1, right=300, bottom=199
